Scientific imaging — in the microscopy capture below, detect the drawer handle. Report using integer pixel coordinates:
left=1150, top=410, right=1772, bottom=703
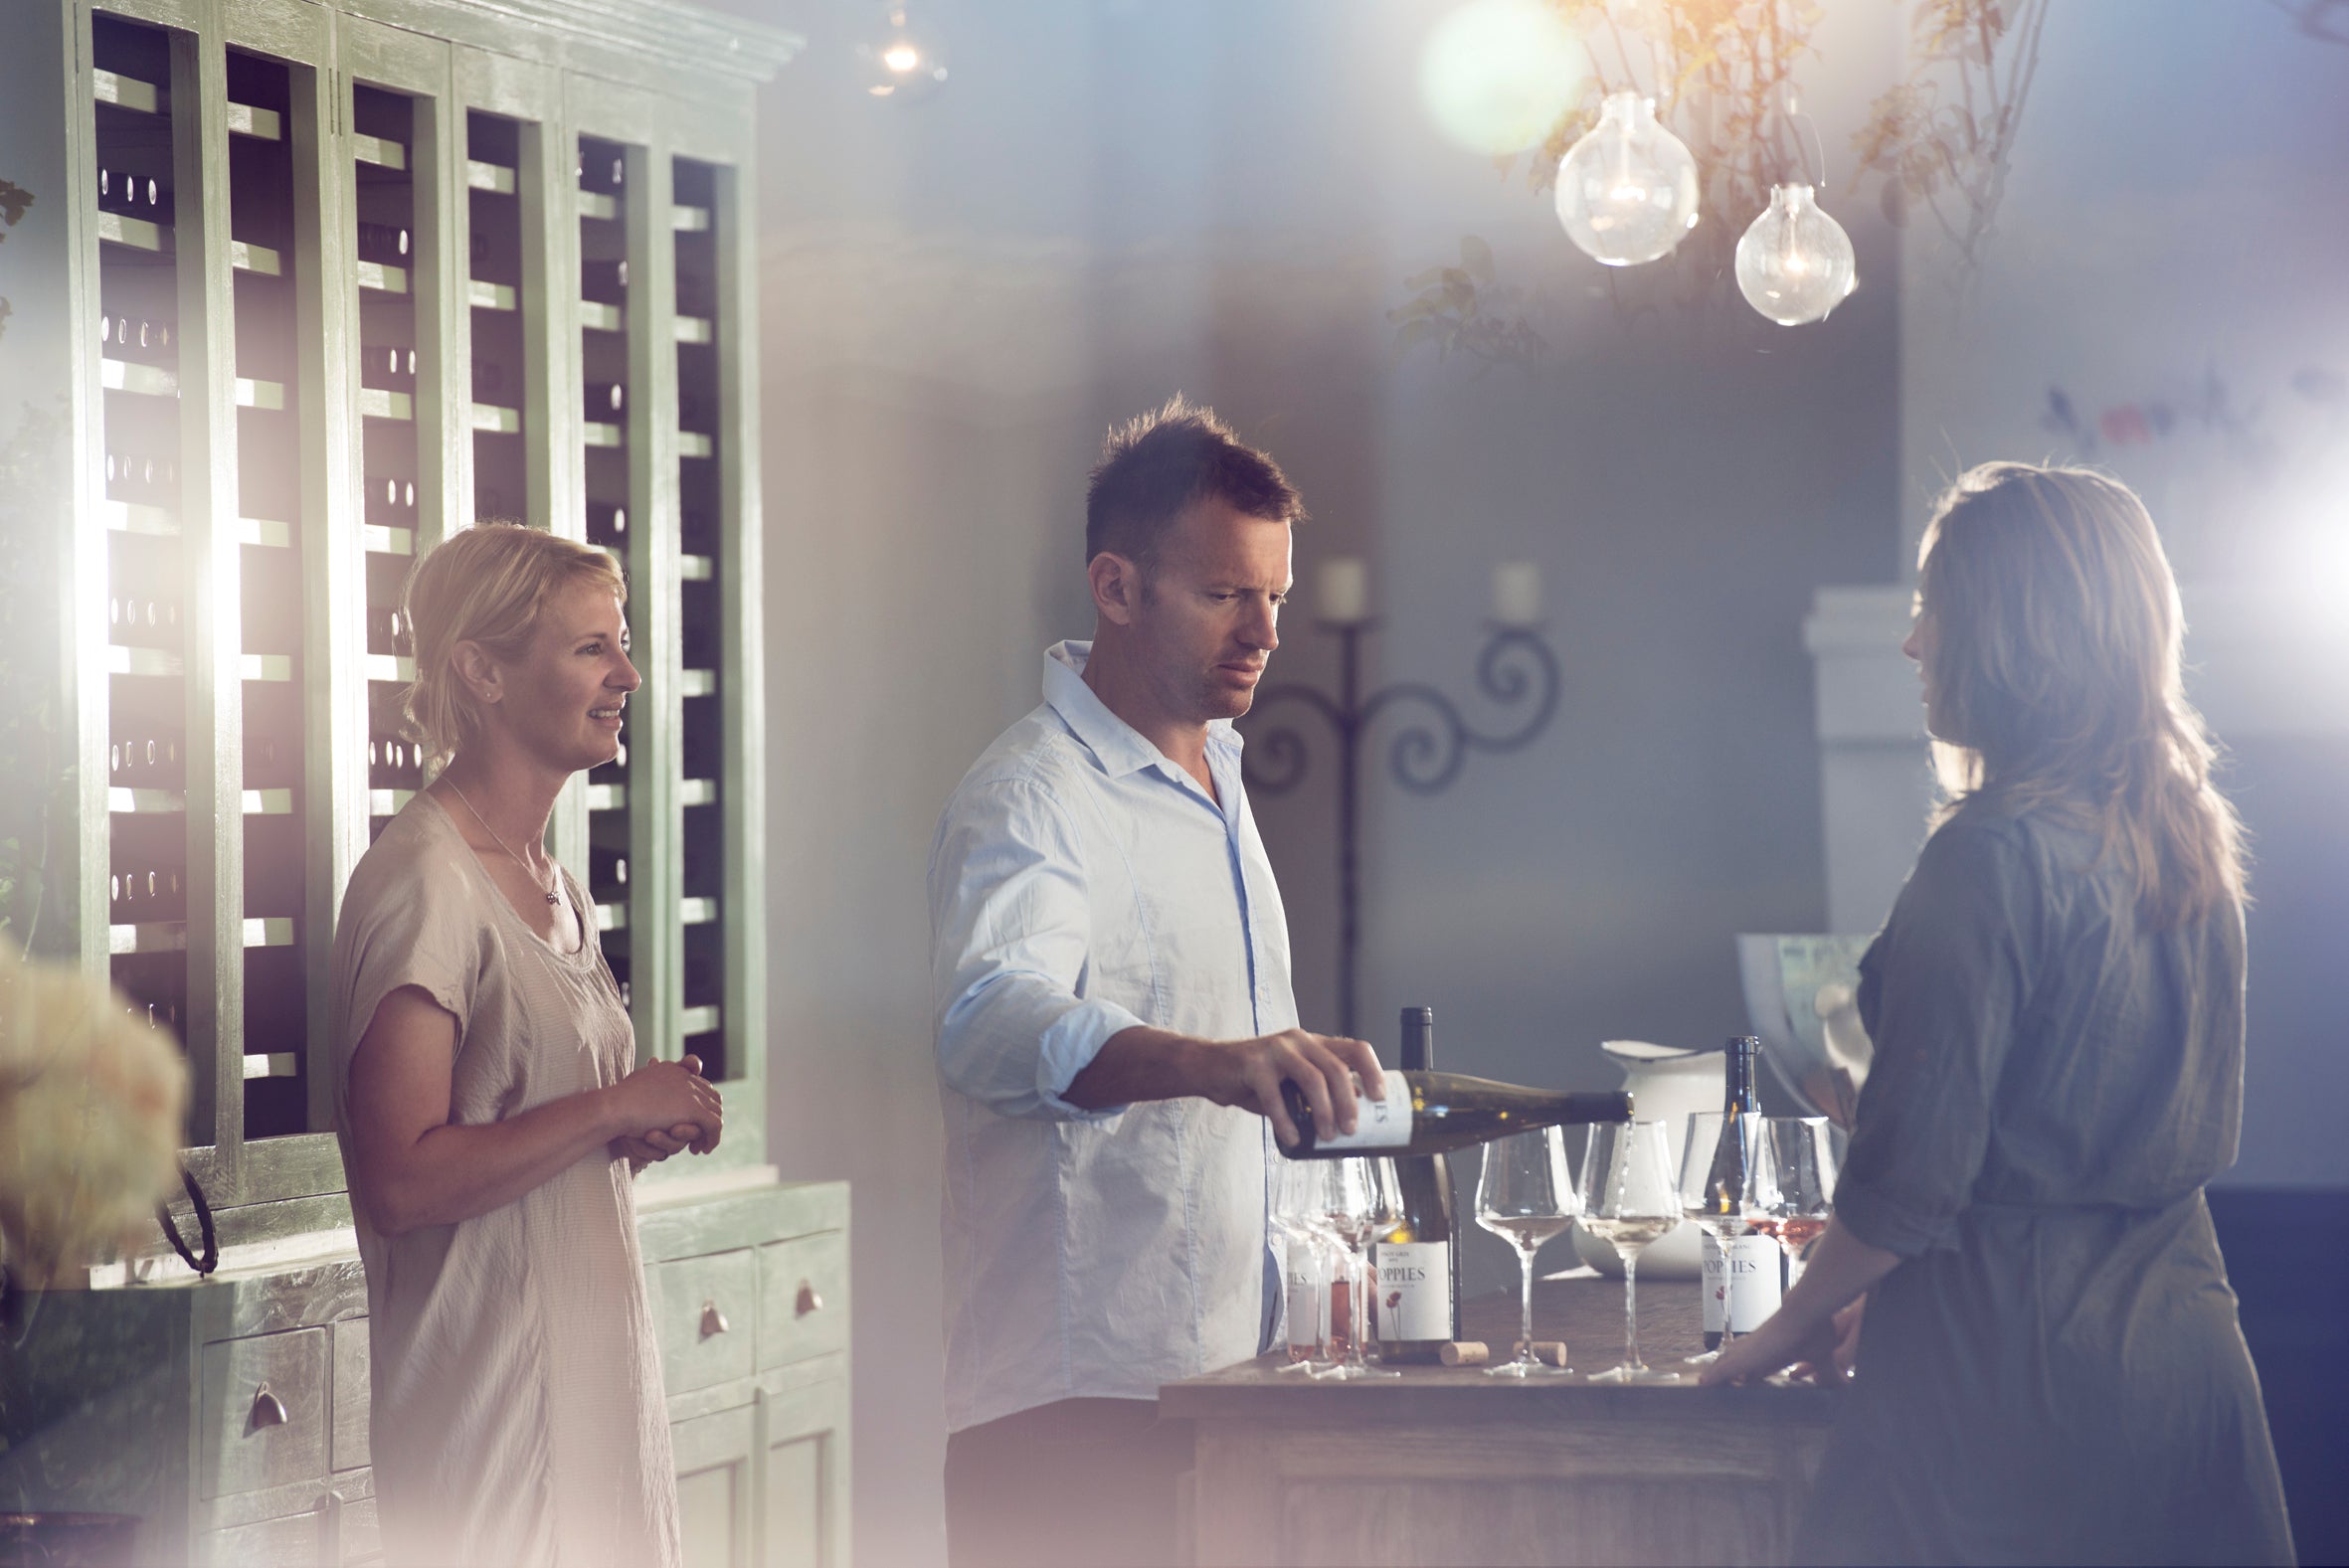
left=250, top=1382, right=288, bottom=1431
left=700, top=1301, right=730, bottom=1338
left=796, top=1282, right=822, bottom=1317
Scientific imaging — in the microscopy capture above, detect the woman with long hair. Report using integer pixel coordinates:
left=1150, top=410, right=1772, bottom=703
left=1705, top=463, right=2294, bottom=1565
left=329, top=522, right=723, bottom=1568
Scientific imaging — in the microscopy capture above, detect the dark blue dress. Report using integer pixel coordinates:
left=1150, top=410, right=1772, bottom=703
left=1800, top=805, right=2295, bottom=1566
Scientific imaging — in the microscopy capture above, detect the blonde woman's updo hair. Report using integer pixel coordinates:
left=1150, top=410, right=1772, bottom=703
left=400, top=522, right=627, bottom=771
left=1917, top=461, right=2245, bottom=926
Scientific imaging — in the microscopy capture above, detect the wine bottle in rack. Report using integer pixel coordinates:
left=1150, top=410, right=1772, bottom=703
left=366, top=476, right=418, bottom=524
left=356, top=222, right=413, bottom=265
left=1374, top=1006, right=1460, bottom=1364
left=585, top=381, right=626, bottom=419
left=588, top=502, right=628, bottom=544
left=581, top=259, right=629, bottom=303
left=362, top=343, right=418, bottom=387
left=97, top=167, right=167, bottom=216
left=105, top=449, right=178, bottom=502
left=1277, top=1071, right=1632, bottom=1160
left=100, top=314, right=174, bottom=361
left=576, top=153, right=625, bottom=193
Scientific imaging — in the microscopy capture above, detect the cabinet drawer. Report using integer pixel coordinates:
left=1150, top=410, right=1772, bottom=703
left=198, top=1505, right=325, bottom=1567
left=331, top=1317, right=370, bottom=1474
left=648, top=1248, right=757, bottom=1394
left=757, top=1231, right=847, bottom=1370
left=199, top=1327, right=328, bottom=1499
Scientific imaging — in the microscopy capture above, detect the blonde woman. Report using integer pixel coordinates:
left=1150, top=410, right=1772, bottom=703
left=329, top=523, right=721, bottom=1568
left=1706, top=464, right=2293, bottom=1565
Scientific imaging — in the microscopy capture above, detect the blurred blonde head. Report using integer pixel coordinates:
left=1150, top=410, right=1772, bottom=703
left=1916, top=461, right=2246, bottom=926
left=401, top=523, right=626, bottom=771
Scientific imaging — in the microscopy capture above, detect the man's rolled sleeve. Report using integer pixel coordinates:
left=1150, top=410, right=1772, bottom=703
left=931, top=778, right=1142, bottom=1122
left=1834, top=818, right=2038, bottom=1258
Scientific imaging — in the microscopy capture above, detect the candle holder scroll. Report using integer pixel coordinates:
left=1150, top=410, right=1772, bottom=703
left=1243, top=620, right=1560, bottom=1039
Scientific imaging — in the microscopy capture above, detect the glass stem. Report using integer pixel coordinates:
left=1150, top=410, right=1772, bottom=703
left=1518, top=1246, right=1536, bottom=1363
left=1623, top=1251, right=1642, bottom=1371
left=1351, top=1246, right=1370, bottom=1370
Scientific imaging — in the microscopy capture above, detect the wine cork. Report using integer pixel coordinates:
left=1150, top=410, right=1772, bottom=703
left=1532, top=1341, right=1570, bottom=1367
left=1438, top=1341, right=1490, bottom=1366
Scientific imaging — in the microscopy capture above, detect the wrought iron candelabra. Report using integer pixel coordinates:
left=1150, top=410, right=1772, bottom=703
left=1242, top=616, right=1560, bottom=1040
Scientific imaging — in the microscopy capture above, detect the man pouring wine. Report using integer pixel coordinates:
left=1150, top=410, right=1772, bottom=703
left=927, top=398, right=1385, bottom=1568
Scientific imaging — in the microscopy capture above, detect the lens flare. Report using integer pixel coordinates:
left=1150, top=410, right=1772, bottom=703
left=1419, top=0, right=1590, bottom=158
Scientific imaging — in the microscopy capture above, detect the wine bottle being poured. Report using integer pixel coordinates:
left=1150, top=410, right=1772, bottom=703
left=1278, top=1070, right=1631, bottom=1161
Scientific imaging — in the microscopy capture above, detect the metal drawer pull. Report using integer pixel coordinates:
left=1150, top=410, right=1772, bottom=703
left=699, top=1301, right=729, bottom=1338
left=250, top=1383, right=288, bottom=1430
left=796, top=1282, right=822, bottom=1316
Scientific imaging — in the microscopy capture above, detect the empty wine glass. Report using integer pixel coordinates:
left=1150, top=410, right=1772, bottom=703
left=1270, top=1160, right=1336, bottom=1372
left=1754, top=1117, right=1837, bottom=1277
left=1475, top=1126, right=1577, bottom=1377
left=1576, top=1121, right=1684, bottom=1383
left=1315, top=1158, right=1399, bottom=1380
left=1678, top=1110, right=1760, bottom=1365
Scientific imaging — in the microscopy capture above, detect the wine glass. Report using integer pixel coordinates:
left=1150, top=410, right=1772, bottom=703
left=1575, top=1121, right=1684, bottom=1383
left=1314, top=1158, right=1400, bottom=1380
left=1677, top=1111, right=1760, bottom=1365
left=1475, top=1127, right=1577, bottom=1377
left=1270, top=1160, right=1336, bottom=1372
left=1754, top=1117, right=1837, bottom=1276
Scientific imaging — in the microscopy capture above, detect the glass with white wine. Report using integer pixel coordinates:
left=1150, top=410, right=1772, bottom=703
left=1576, top=1120, right=1685, bottom=1383
left=1474, top=1126, right=1577, bottom=1377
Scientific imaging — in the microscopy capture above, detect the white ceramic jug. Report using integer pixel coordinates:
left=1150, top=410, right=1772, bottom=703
left=1568, top=1040, right=1720, bottom=1280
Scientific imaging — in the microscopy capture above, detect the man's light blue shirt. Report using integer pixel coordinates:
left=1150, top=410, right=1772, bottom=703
left=929, top=640, right=1298, bottom=1432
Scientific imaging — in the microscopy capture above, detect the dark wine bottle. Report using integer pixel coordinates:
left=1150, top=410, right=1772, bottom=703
left=356, top=221, right=412, bottom=265
left=1278, top=1071, right=1631, bottom=1161
left=585, top=380, right=626, bottom=420
left=581, top=258, right=629, bottom=303
left=362, top=342, right=417, bottom=388
left=1374, top=1007, right=1459, bottom=1364
left=1700, top=1035, right=1764, bottom=1352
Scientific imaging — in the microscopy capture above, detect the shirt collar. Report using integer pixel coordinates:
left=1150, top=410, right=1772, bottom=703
left=1043, top=640, right=1242, bottom=781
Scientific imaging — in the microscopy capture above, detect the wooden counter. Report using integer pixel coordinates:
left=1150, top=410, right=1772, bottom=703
left=1161, top=1274, right=1836, bottom=1568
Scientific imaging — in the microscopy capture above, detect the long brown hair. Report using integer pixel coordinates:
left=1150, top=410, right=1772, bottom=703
left=1917, top=461, right=2246, bottom=926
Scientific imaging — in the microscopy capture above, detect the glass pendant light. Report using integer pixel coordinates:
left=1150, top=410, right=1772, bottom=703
left=1734, top=184, right=1857, bottom=325
left=1553, top=90, right=1701, bottom=266
left=857, top=4, right=948, bottom=100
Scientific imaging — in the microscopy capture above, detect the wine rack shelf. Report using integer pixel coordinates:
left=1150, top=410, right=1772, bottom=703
left=7, top=5, right=838, bottom=1560
left=15, top=0, right=795, bottom=1215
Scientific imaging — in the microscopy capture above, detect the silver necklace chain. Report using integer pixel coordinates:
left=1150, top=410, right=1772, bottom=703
left=443, top=776, right=561, bottom=906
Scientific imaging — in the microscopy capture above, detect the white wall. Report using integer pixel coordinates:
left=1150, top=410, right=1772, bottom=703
left=1887, top=1, right=2349, bottom=1187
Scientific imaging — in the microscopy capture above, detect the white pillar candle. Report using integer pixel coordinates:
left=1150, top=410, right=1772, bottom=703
left=1317, top=555, right=1370, bottom=624
left=1492, top=561, right=1542, bottom=626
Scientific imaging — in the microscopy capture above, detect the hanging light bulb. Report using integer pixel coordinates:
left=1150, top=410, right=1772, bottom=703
left=1734, top=184, right=1858, bottom=325
left=856, top=4, right=949, bottom=100
left=1552, top=90, right=1700, bottom=266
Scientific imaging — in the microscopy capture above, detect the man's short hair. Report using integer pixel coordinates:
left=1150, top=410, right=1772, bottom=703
left=1084, top=396, right=1305, bottom=571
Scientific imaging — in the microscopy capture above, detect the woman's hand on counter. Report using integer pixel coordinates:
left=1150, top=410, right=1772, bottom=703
left=1700, top=1217, right=1897, bottom=1387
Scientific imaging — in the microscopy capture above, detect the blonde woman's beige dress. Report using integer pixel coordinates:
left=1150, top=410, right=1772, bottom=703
left=329, top=795, right=680, bottom=1568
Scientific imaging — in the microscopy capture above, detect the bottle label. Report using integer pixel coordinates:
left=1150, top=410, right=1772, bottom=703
left=1701, top=1230, right=1725, bottom=1333
left=1309, top=1070, right=1413, bottom=1151
left=1373, top=1241, right=1452, bottom=1341
left=1726, top=1235, right=1782, bottom=1332
left=1284, top=1238, right=1320, bottom=1352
